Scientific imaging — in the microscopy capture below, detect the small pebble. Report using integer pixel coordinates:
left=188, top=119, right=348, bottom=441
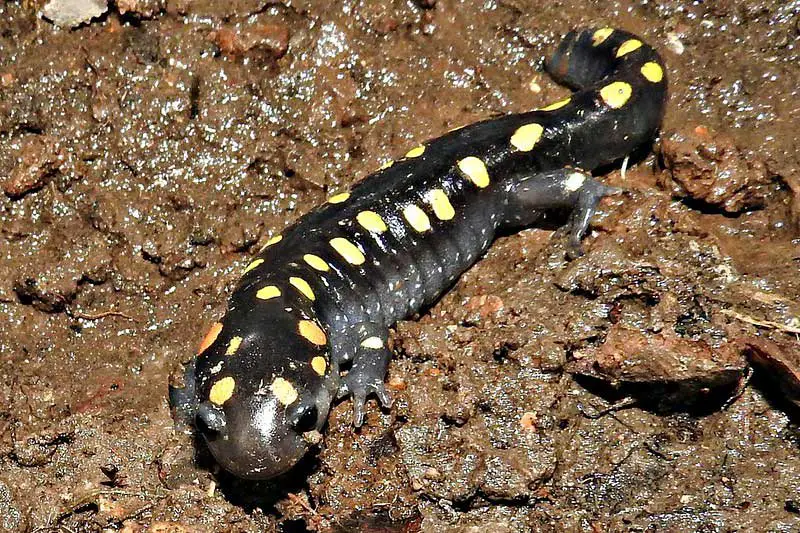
left=519, top=412, right=537, bottom=431
left=666, top=32, right=685, bottom=55
left=423, top=467, right=442, bottom=480
left=41, top=0, right=108, bottom=28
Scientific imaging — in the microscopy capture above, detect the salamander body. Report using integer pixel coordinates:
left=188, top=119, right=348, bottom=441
left=169, top=27, right=667, bottom=479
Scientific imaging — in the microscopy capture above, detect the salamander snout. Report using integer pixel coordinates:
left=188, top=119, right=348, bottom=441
left=196, top=394, right=309, bottom=480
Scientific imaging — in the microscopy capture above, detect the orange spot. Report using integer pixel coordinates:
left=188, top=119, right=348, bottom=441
left=694, top=125, right=709, bottom=137
left=198, top=322, right=223, bottom=355
left=298, top=320, right=327, bottom=346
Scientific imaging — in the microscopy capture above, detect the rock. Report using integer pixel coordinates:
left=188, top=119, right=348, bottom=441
left=568, top=325, right=747, bottom=411
left=3, top=134, right=62, bottom=199
left=41, top=0, right=108, bottom=28
left=742, top=337, right=800, bottom=409
left=659, top=126, right=773, bottom=213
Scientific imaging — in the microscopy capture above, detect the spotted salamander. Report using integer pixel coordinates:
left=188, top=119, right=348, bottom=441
left=169, top=27, right=667, bottom=479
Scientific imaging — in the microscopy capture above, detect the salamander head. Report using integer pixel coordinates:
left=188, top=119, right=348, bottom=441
left=195, top=390, right=321, bottom=479
left=189, top=312, right=333, bottom=479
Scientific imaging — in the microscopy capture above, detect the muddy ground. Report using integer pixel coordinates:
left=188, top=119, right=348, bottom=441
left=1, top=0, right=799, bottom=531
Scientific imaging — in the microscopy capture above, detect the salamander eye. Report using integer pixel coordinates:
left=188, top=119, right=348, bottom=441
left=288, top=402, right=318, bottom=433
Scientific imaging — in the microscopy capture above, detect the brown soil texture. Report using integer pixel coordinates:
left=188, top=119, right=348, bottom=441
left=1, top=1, right=799, bottom=532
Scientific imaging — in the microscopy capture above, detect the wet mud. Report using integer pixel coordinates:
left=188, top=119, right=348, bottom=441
left=1, top=0, right=798, bottom=531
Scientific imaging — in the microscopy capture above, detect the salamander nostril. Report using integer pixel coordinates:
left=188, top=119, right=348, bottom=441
left=196, top=402, right=227, bottom=435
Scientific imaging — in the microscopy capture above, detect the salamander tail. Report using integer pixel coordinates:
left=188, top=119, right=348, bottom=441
left=547, top=27, right=665, bottom=94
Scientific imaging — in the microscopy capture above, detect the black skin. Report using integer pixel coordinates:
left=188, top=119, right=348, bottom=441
left=169, top=27, right=668, bottom=480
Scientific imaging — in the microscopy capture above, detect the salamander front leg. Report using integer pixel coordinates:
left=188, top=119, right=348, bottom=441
left=337, top=322, right=393, bottom=427
left=504, top=168, right=622, bottom=258
left=168, top=356, right=199, bottom=430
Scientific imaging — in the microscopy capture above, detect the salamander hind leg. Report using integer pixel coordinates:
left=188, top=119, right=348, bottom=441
left=337, top=322, right=393, bottom=427
left=502, top=168, right=622, bottom=259
left=564, top=176, right=624, bottom=259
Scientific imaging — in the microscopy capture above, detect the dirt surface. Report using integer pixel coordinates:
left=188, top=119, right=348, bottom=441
left=1, top=0, right=798, bottom=531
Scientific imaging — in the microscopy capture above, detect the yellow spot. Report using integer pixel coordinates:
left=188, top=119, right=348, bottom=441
left=457, top=156, right=490, bottom=188
left=303, top=254, right=330, bottom=272
left=640, top=62, right=664, bottom=83
left=540, top=98, right=570, bottom=111
left=290, top=277, right=315, bottom=301
left=510, top=123, right=544, bottom=152
left=592, top=27, right=614, bottom=46
left=428, top=189, right=455, bottom=221
left=357, top=210, right=388, bottom=233
left=403, top=204, right=431, bottom=233
left=198, top=322, right=223, bottom=355
left=242, top=258, right=264, bottom=275
left=564, top=172, right=586, bottom=192
left=225, top=336, right=243, bottom=356
left=264, top=234, right=282, bottom=247
left=259, top=234, right=282, bottom=253
left=329, top=237, right=365, bottom=265
left=379, top=160, right=394, bottom=170
left=298, top=320, right=327, bottom=346
left=360, top=336, right=384, bottom=349
left=599, top=81, right=633, bottom=109
left=256, top=285, right=281, bottom=300
left=328, top=192, right=350, bottom=204
left=405, top=145, right=425, bottom=158
left=311, top=356, right=327, bottom=376
left=616, top=39, right=642, bottom=58
left=270, top=377, right=298, bottom=406
left=209, top=377, right=235, bottom=405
